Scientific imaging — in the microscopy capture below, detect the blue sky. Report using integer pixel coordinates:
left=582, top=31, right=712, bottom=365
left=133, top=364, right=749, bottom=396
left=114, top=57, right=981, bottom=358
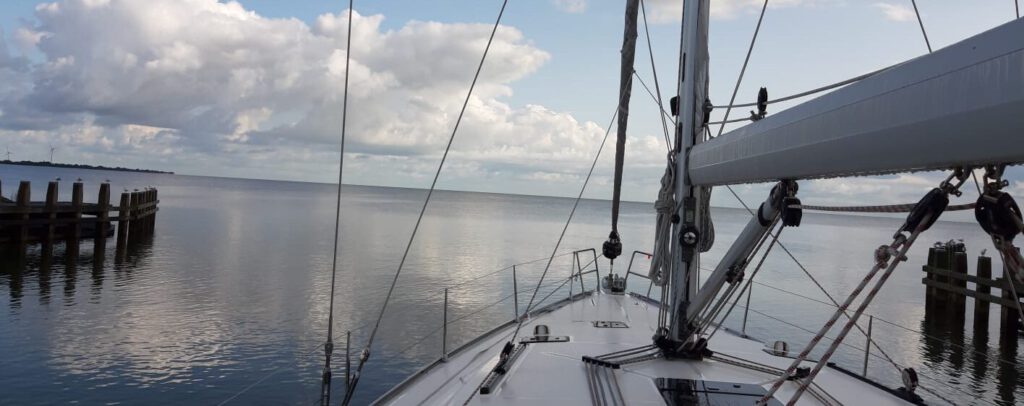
left=0, top=0, right=1020, bottom=208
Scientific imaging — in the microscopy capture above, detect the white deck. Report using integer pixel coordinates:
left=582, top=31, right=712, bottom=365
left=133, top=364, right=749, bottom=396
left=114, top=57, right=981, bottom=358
left=374, top=291, right=916, bottom=405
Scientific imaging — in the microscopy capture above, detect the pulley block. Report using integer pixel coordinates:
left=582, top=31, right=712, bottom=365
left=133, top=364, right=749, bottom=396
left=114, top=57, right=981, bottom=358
left=975, top=191, right=1023, bottom=242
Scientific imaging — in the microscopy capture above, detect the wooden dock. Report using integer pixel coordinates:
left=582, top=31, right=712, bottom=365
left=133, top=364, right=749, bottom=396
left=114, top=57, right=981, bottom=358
left=922, top=240, right=1022, bottom=338
left=0, top=180, right=158, bottom=249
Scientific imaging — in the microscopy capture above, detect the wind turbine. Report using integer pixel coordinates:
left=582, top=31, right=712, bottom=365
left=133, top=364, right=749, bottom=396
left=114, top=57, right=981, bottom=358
left=49, top=144, right=56, bottom=163
left=4, top=146, right=10, bottom=161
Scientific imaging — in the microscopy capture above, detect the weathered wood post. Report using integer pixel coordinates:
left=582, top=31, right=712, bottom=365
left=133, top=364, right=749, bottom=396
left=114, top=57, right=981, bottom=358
left=141, top=190, right=150, bottom=235
left=924, top=246, right=940, bottom=308
left=116, top=192, right=130, bottom=249
left=974, top=255, right=992, bottom=330
left=128, top=191, right=139, bottom=242
left=96, top=183, right=110, bottom=240
left=16, top=181, right=30, bottom=244
left=951, top=248, right=968, bottom=323
left=45, top=181, right=58, bottom=242
left=150, top=188, right=158, bottom=234
left=71, top=182, right=83, bottom=241
left=934, top=245, right=951, bottom=304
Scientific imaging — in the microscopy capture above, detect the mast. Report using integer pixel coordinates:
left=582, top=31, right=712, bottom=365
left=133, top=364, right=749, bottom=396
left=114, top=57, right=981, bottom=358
left=604, top=0, right=640, bottom=265
left=668, top=0, right=710, bottom=343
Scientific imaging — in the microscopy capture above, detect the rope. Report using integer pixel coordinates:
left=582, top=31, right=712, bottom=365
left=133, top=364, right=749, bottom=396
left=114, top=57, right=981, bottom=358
left=783, top=217, right=934, bottom=405
left=738, top=304, right=982, bottom=406
left=320, top=2, right=354, bottom=403
left=794, top=202, right=975, bottom=213
left=639, top=0, right=672, bottom=151
left=715, top=0, right=768, bottom=138
left=510, top=63, right=636, bottom=343
left=724, top=186, right=903, bottom=374
left=649, top=153, right=675, bottom=286
left=910, top=0, right=933, bottom=53
left=342, top=2, right=509, bottom=403
left=992, top=239, right=1024, bottom=329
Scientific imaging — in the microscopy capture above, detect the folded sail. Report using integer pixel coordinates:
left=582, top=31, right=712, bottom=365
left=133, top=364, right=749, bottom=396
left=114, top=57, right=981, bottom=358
left=688, top=18, right=1024, bottom=186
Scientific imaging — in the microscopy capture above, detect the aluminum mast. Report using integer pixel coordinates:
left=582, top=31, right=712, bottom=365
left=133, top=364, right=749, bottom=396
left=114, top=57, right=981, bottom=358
left=668, top=0, right=710, bottom=343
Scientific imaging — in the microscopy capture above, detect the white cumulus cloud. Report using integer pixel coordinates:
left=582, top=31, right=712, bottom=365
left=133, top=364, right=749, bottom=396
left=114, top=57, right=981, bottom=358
left=0, top=0, right=673, bottom=189
left=872, top=2, right=916, bottom=22
left=553, top=0, right=588, bottom=14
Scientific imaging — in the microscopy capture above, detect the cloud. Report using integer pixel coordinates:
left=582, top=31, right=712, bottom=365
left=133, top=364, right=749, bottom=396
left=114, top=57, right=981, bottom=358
left=553, top=0, right=587, bottom=14
left=872, top=2, right=916, bottom=22
left=0, top=0, right=674, bottom=189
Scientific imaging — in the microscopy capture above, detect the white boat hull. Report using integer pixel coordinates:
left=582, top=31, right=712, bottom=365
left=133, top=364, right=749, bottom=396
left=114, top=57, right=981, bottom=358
left=374, top=291, right=917, bottom=405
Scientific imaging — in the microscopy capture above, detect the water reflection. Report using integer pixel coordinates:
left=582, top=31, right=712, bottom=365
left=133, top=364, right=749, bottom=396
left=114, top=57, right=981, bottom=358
left=0, top=167, right=1021, bottom=405
left=920, top=297, right=1020, bottom=406
left=0, top=236, right=154, bottom=305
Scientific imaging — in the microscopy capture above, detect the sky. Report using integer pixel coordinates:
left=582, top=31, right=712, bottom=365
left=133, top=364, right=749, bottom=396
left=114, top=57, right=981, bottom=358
left=0, top=0, right=1021, bottom=209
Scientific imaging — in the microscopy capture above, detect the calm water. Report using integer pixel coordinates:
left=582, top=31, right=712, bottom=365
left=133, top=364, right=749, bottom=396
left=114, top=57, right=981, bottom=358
left=0, top=165, right=1020, bottom=405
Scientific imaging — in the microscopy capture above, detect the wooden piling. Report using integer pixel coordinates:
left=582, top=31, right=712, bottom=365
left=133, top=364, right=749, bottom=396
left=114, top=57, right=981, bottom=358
left=16, top=181, right=30, bottom=244
left=924, top=247, right=937, bottom=307
left=128, top=191, right=139, bottom=242
left=45, top=181, right=58, bottom=242
left=935, top=247, right=950, bottom=303
left=71, top=182, right=83, bottom=241
left=150, top=189, right=157, bottom=233
left=96, top=183, right=110, bottom=240
left=951, top=250, right=968, bottom=321
left=974, top=256, right=992, bottom=330
left=117, top=192, right=130, bottom=248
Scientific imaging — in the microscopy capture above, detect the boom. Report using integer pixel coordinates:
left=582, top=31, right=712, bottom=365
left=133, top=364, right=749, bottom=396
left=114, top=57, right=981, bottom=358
left=689, top=18, right=1024, bottom=186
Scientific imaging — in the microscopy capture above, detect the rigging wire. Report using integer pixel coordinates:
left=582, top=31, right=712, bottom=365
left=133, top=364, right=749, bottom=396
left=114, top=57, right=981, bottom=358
left=705, top=223, right=783, bottom=341
left=446, top=251, right=578, bottom=290
left=722, top=186, right=910, bottom=384
left=715, top=0, right=769, bottom=138
left=341, top=1, right=510, bottom=403
left=509, top=72, right=636, bottom=342
left=219, top=342, right=327, bottom=406
left=639, top=0, right=672, bottom=151
left=738, top=304, right=983, bottom=406
left=632, top=71, right=673, bottom=149
left=750, top=278, right=1022, bottom=370
left=910, top=0, right=933, bottom=53
left=320, top=1, right=354, bottom=404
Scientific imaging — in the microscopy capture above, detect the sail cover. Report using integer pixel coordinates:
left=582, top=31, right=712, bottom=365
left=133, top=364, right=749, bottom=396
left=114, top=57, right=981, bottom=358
left=688, top=18, right=1024, bottom=186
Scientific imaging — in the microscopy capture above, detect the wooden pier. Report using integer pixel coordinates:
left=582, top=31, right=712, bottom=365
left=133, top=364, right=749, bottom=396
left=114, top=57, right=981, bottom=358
left=0, top=180, right=158, bottom=249
left=922, top=241, right=1023, bottom=338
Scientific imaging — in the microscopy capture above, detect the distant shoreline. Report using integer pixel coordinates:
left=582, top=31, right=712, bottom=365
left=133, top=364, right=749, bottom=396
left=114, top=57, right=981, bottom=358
left=0, top=160, right=174, bottom=174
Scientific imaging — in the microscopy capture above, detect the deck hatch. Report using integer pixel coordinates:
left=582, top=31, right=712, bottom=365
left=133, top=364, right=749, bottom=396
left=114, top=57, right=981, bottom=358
left=654, top=378, right=783, bottom=406
left=592, top=321, right=629, bottom=328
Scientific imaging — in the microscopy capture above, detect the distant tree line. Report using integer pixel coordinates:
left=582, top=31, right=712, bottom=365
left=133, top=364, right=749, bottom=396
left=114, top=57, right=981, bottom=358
left=0, top=160, right=174, bottom=174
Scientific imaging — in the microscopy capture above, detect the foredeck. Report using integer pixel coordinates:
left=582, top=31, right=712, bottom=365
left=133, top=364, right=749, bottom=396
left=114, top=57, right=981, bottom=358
left=374, top=291, right=917, bottom=405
